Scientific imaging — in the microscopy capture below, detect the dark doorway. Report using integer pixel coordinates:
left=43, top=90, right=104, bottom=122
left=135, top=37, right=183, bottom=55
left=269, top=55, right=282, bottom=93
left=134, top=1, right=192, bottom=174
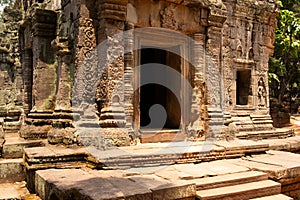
left=236, top=70, right=251, bottom=105
left=140, top=46, right=181, bottom=129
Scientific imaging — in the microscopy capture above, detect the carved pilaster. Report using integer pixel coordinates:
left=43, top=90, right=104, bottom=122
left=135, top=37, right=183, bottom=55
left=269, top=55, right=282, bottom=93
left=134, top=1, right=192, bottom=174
left=94, top=0, right=131, bottom=146
left=187, top=33, right=206, bottom=140
left=205, top=9, right=226, bottom=139
left=31, top=8, right=57, bottom=112
left=73, top=17, right=98, bottom=106
left=23, top=48, right=33, bottom=115
left=54, top=37, right=72, bottom=111
left=20, top=9, right=57, bottom=139
left=48, top=37, right=76, bottom=145
left=123, top=22, right=135, bottom=139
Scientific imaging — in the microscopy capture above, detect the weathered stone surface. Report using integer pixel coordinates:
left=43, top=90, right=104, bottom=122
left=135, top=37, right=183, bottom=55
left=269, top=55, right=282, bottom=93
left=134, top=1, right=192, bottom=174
left=223, top=151, right=300, bottom=199
left=47, top=127, right=77, bottom=145
left=250, top=194, right=293, bottom=200
left=0, top=182, right=30, bottom=200
left=0, top=0, right=281, bottom=145
left=36, top=169, right=196, bottom=200
left=196, top=180, right=281, bottom=200
left=0, top=8, right=23, bottom=132
left=21, top=139, right=278, bottom=171
left=24, top=146, right=90, bottom=173
left=20, top=124, right=52, bottom=139
left=194, top=171, right=268, bottom=190
left=151, top=180, right=196, bottom=200
left=0, top=158, right=25, bottom=183
left=2, top=136, right=46, bottom=158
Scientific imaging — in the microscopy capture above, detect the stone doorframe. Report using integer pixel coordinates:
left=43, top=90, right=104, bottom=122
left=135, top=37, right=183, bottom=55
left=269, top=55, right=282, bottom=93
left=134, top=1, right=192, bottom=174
left=131, top=28, right=191, bottom=136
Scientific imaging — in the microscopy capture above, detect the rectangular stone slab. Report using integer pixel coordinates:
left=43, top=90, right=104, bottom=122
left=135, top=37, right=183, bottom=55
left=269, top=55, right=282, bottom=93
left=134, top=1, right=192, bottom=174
left=226, top=158, right=288, bottom=180
left=196, top=180, right=281, bottom=200
left=194, top=171, right=268, bottom=190
left=250, top=194, right=293, bottom=200
left=0, top=158, right=24, bottom=183
left=36, top=169, right=125, bottom=200
left=0, top=183, right=30, bottom=199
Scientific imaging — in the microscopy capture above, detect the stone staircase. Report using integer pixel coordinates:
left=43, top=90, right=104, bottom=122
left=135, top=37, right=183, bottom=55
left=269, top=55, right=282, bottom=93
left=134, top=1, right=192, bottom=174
left=0, top=124, right=45, bottom=199
left=231, top=113, right=294, bottom=140
left=2, top=139, right=299, bottom=199
left=236, top=128, right=294, bottom=140
left=29, top=162, right=294, bottom=200
left=195, top=171, right=289, bottom=200
left=0, top=134, right=45, bottom=199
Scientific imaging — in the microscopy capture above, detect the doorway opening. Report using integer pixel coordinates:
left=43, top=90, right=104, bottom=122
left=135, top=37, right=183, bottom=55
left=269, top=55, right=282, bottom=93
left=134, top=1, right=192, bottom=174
left=236, top=70, right=251, bottom=105
left=140, top=46, right=182, bottom=130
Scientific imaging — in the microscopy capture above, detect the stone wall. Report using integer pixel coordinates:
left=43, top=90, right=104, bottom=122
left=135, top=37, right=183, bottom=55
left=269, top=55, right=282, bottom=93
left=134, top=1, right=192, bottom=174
left=0, top=8, right=23, bottom=132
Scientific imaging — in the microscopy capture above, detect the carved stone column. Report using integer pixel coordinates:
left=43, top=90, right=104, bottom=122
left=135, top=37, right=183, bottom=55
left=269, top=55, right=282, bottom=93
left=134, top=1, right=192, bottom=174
left=205, top=8, right=226, bottom=139
left=20, top=9, right=57, bottom=139
left=124, top=22, right=135, bottom=140
left=187, top=33, right=207, bottom=140
left=93, top=0, right=130, bottom=146
left=23, top=48, right=33, bottom=115
left=48, top=37, right=76, bottom=144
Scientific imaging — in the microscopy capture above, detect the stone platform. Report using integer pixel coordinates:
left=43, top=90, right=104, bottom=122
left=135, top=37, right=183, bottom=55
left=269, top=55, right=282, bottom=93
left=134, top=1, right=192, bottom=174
left=20, top=136, right=300, bottom=199
left=33, top=153, right=298, bottom=200
left=24, top=136, right=300, bottom=171
left=2, top=134, right=300, bottom=199
left=24, top=139, right=270, bottom=170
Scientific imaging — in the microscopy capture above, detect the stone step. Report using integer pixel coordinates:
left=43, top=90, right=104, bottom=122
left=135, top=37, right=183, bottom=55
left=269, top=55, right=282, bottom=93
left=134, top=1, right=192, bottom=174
left=196, top=180, right=281, bottom=200
left=140, top=129, right=185, bottom=143
left=0, top=182, right=31, bottom=200
left=195, top=171, right=268, bottom=190
left=236, top=128, right=294, bottom=140
left=250, top=194, right=293, bottom=200
left=0, top=158, right=25, bottom=183
left=2, top=137, right=46, bottom=158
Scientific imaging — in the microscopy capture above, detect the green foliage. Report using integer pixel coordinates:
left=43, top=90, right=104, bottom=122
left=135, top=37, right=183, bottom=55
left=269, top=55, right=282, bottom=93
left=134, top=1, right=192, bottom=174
left=0, top=0, right=14, bottom=6
left=0, top=0, right=15, bottom=21
left=269, top=0, right=300, bottom=105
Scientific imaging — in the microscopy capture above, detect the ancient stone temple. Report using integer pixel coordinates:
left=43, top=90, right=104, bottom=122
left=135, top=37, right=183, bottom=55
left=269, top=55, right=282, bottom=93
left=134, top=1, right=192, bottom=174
left=0, top=0, right=293, bottom=148
left=3, top=1, right=300, bottom=200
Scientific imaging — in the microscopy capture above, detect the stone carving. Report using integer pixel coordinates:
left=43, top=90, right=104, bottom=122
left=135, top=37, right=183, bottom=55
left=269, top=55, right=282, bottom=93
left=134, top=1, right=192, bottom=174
left=0, top=8, right=23, bottom=117
left=160, top=4, right=178, bottom=30
left=258, top=77, right=267, bottom=107
left=73, top=17, right=97, bottom=106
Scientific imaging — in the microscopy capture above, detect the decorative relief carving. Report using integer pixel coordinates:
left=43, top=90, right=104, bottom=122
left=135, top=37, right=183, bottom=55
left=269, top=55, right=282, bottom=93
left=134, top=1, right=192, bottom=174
left=205, top=36, right=222, bottom=108
left=160, top=4, right=178, bottom=30
left=258, top=77, right=266, bottom=107
left=73, top=17, right=98, bottom=106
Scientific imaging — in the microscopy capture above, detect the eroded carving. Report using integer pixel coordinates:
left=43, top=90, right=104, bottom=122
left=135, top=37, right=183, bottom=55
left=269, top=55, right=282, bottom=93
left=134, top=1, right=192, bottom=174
left=258, top=77, right=267, bottom=107
left=160, top=4, right=179, bottom=30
